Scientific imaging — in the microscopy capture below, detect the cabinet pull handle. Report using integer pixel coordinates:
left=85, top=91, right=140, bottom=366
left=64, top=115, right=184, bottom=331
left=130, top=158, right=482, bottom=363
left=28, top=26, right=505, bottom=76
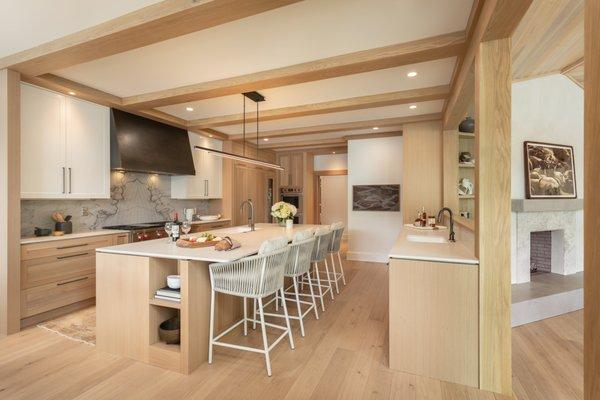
left=56, top=243, right=88, bottom=250
left=57, top=276, right=89, bottom=286
left=62, top=167, right=66, bottom=194
left=205, top=180, right=208, bottom=196
left=57, top=252, right=89, bottom=260
left=68, top=167, right=72, bottom=194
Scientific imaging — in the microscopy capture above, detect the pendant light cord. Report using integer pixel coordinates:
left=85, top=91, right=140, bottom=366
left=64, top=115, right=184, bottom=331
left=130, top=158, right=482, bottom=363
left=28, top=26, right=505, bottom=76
left=242, top=95, right=246, bottom=157
left=256, top=101, right=259, bottom=158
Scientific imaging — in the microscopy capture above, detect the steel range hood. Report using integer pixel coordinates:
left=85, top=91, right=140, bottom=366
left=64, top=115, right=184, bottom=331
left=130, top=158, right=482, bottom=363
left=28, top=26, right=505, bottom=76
left=110, top=109, right=196, bottom=175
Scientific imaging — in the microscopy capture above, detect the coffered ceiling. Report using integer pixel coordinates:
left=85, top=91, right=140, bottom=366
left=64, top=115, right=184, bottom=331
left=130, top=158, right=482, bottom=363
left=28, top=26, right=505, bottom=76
left=1, top=0, right=581, bottom=152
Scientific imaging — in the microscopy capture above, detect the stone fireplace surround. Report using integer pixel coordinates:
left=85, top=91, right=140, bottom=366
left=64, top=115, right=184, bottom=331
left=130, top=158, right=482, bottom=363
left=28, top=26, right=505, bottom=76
left=511, top=199, right=583, bottom=284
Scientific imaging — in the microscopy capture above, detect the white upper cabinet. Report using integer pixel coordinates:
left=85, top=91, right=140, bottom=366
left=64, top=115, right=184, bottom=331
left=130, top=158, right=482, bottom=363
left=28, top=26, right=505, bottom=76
left=65, top=96, right=110, bottom=199
left=171, top=133, right=222, bottom=199
left=21, top=84, right=66, bottom=199
left=21, top=84, right=110, bottom=199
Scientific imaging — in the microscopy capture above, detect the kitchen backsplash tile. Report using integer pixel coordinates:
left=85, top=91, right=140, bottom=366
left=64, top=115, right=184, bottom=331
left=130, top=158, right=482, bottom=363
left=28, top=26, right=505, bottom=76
left=21, top=171, right=219, bottom=237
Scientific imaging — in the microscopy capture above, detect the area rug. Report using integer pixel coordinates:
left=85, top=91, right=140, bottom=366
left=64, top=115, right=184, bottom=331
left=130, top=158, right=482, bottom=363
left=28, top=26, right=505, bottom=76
left=37, top=306, right=96, bottom=345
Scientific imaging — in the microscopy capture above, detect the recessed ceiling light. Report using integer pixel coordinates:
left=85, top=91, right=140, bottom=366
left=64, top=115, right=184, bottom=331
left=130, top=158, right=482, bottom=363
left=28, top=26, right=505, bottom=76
left=68, top=91, right=76, bottom=96
left=263, top=138, right=269, bottom=141
left=372, top=127, right=379, bottom=130
left=332, top=151, right=336, bottom=154
left=409, top=104, right=418, bottom=110
left=209, top=134, right=213, bottom=138
left=407, top=71, right=418, bottom=78
left=185, top=106, right=194, bottom=112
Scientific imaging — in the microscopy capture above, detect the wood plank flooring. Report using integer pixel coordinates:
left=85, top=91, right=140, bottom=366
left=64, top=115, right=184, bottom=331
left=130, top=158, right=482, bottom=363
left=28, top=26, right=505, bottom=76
left=512, top=310, right=583, bottom=400
left=0, top=257, right=581, bottom=400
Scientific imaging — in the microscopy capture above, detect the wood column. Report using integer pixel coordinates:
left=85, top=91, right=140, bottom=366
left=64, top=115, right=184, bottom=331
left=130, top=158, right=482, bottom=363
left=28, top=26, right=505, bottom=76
left=0, top=69, right=20, bottom=336
left=585, top=0, right=600, bottom=398
left=474, top=39, right=511, bottom=395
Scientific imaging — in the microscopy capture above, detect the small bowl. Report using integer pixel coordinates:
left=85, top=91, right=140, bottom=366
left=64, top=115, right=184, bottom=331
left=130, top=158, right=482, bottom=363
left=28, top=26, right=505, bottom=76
left=158, top=316, right=180, bottom=344
left=167, top=275, right=180, bottom=289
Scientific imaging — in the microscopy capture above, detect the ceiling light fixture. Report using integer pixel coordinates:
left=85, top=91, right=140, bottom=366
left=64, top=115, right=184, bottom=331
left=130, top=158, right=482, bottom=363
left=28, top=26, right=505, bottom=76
left=186, top=106, right=194, bottom=112
left=68, top=91, right=76, bottom=96
left=372, top=126, right=379, bottom=130
left=263, top=138, right=269, bottom=141
left=332, top=151, right=336, bottom=154
left=195, top=91, right=283, bottom=171
left=407, top=71, right=418, bottom=78
left=409, top=104, right=418, bottom=110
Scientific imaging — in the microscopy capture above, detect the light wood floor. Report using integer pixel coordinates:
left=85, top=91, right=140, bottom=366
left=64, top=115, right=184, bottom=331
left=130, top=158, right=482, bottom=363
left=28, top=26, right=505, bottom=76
left=0, top=257, right=581, bottom=400
left=512, top=310, right=583, bottom=400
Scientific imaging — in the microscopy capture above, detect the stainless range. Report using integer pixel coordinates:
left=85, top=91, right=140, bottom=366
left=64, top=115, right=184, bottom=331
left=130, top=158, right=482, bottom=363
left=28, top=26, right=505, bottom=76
left=103, top=221, right=172, bottom=242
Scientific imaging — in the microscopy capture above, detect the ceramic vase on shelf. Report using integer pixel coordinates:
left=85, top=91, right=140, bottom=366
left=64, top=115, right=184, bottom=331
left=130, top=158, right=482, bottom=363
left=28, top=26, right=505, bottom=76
left=459, top=116, right=475, bottom=133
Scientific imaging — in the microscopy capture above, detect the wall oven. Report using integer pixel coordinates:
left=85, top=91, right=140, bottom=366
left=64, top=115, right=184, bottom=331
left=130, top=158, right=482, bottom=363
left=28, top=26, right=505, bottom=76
left=280, top=187, right=303, bottom=224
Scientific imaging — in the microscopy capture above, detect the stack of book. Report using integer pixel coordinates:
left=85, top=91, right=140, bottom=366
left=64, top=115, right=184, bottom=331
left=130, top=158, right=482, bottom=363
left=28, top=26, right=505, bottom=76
left=154, top=286, right=181, bottom=303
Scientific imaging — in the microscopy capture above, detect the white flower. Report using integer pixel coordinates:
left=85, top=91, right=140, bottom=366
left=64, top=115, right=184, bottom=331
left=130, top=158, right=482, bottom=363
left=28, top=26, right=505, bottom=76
left=270, top=201, right=297, bottom=220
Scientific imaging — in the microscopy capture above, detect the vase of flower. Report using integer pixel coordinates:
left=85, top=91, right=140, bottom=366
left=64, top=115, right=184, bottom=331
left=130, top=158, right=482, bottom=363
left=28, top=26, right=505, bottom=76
left=271, top=201, right=297, bottom=227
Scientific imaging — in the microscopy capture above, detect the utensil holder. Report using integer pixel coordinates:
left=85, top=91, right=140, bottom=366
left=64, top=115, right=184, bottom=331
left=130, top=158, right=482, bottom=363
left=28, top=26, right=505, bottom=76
left=54, top=221, right=73, bottom=234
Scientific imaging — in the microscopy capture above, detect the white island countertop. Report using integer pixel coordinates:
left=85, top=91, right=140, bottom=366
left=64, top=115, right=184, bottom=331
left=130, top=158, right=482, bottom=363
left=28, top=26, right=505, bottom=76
left=96, top=223, right=320, bottom=263
left=389, top=226, right=478, bottom=265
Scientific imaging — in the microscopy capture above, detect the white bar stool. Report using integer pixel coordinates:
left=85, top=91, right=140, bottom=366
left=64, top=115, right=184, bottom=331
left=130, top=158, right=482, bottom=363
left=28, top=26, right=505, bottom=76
left=327, top=222, right=346, bottom=294
left=208, top=237, right=293, bottom=376
left=300, top=227, right=334, bottom=311
left=262, top=231, right=318, bottom=337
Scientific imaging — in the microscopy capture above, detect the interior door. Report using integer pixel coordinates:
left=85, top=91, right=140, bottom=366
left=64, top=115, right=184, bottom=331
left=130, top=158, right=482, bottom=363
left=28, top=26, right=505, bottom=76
left=20, top=84, right=66, bottom=199
left=65, top=96, right=110, bottom=198
left=320, top=175, right=348, bottom=227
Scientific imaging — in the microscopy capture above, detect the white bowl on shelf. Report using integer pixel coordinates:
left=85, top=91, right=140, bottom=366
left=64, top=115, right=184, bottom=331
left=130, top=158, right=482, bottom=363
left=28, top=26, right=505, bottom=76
left=167, top=275, right=181, bottom=289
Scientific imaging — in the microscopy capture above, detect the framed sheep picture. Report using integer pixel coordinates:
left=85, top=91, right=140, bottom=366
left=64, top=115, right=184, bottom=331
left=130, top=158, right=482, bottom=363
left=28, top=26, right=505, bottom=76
left=524, top=141, right=577, bottom=199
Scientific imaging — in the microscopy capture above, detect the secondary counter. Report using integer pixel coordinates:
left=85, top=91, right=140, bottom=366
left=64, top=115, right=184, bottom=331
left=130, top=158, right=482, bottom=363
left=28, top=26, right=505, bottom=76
left=387, top=225, right=479, bottom=388
left=388, top=226, right=478, bottom=265
left=21, top=229, right=129, bottom=244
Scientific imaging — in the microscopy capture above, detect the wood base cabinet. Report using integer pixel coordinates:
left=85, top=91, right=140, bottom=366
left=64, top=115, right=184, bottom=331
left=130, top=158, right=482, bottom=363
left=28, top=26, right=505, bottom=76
left=20, top=233, right=129, bottom=327
left=388, top=259, right=479, bottom=388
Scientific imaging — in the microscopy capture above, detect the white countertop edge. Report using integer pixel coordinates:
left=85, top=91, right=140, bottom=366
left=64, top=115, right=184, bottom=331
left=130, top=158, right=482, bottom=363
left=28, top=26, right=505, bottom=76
left=95, top=247, right=233, bottom=263
left=388, top=254, right=479, bottom=265
left=21, top=229, right=130, bottom=245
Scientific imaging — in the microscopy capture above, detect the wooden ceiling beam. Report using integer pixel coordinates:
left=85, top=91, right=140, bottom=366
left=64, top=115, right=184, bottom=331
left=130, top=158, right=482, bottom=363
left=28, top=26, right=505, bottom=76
left=0, top=0, right=301, bottom=76
left=261, top=138, right=346, bottom=150
left=229, top=113, right=441, bottom=141
left=21, top=74, right=221, bottom=134
left=123, top=31, right=466, bottom=109
left=343, top=131, right=403, bottom=141
left=443, top=0, right=533, bottom=129
left=189, top=85, right=450, bottom=128
left=275, top=145, right=347, bottom=155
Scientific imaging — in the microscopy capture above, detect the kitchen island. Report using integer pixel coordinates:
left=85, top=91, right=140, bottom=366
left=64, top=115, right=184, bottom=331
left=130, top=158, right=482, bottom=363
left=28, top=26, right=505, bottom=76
left=95, top=223, right=318, bottom=374
left=388, top=226, right=479, bottom=388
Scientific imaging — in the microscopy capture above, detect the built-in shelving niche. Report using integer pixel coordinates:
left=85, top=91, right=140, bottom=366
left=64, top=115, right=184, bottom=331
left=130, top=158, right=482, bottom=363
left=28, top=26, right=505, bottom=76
left=148, top=258, right=182, bottom=371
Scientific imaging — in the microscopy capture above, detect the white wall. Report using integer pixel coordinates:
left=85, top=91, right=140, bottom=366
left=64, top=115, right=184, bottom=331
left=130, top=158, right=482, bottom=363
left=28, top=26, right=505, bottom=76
left=511, top=74, right=584, bottom=282
left=347, top=136, right=402, bottom=263
left=512, top=74, right=584, bottom=199
left=314, top=153, right=348, bottom=171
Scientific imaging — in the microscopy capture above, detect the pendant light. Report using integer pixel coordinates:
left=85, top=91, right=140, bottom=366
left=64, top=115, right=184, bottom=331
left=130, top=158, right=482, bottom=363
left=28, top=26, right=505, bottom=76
left=195, top=91, right=283, bottom=171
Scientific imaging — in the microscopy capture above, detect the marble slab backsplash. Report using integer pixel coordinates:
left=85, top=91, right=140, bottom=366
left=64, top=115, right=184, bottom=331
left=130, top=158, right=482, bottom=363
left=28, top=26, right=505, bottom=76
left=21, top=171, right=220, bottom=237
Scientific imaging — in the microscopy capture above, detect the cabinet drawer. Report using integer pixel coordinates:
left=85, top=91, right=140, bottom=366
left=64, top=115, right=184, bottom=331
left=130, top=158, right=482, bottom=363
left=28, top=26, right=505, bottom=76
left=21, top=251, right=95, bottom=289
left=21, top=235, right=113, bottom=261
left=21, top=274, right=95, bottom=318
